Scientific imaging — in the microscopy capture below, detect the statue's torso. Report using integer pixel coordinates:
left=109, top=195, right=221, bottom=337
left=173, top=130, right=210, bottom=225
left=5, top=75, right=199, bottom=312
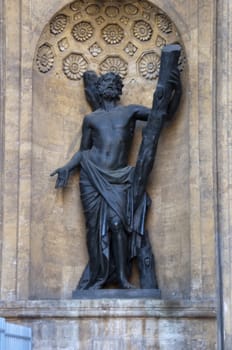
left=85, top=106, right=136, bottom=170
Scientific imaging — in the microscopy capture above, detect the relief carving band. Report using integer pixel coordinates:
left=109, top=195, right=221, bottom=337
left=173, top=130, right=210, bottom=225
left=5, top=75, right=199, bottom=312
left=51, top=44, right=182, bottom=292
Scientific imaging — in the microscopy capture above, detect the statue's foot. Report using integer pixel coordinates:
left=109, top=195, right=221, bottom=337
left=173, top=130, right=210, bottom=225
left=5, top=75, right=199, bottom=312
left=119, top=279, right=136, bottom=289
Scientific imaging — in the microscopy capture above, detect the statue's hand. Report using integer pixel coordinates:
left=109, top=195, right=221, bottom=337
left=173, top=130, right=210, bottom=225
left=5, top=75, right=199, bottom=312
left=50, top=166, right=70, bottom=188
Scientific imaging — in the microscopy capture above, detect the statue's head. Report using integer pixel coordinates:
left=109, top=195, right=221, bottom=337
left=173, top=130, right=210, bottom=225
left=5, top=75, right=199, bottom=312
left=96, top=72, right=123, bottom=101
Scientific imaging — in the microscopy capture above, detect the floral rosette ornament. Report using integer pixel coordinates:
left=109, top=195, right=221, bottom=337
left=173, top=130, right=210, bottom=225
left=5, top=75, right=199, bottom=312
left=58, top=38, right=69, bottom=52
left=72, top=22, right=94, bottom=42
left=133, top=20, right=153, bottom=41
left=36, top=44, right=54, bottom=73
left=105, top=6, right=119, bottom=18
left=70, top=1, right=82, bottom=11
left=100, top=56, right=128, bottom=79
left=63, top=53, right=88, bottom=80
left=89, top=42, right=102, bottom=57
left=156, top=14, right=172, bottom=34
left=124, top=4, right=138, bottom=15
left=86, top=4, right=100, bottom=16
left=124, top=42, right=138, bottom=56
left=156, top=35, right=166, bottom=48
left=50, top=14, right=68, bottom=35
left=139, top=52, right=160, bottom=80
left=102, top=24, right=124, bottom=44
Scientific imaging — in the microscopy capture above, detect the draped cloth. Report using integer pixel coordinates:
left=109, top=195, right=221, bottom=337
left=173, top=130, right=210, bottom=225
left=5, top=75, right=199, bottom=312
left=77, top=152, right=150, bottom=290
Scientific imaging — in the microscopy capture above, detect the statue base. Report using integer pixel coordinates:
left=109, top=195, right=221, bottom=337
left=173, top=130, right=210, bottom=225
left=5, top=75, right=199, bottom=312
left=72, top=288, right=161, bottom=299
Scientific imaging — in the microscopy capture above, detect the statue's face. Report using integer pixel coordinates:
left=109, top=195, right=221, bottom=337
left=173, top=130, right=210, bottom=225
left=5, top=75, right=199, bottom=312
left=97, top=73, right=122, bottom=101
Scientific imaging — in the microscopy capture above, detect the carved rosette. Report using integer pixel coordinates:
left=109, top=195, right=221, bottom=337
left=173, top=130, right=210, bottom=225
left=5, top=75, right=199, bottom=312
left=36, top=44, right=54, bottom=73
left=140, top=0, right=153, bottom=10
left=72, top=22, right=94, bottom=42
left=58, top=38, right=69, bottom=52
left=96, top=16, right=105, bottom=25
left=124, top=42, right=138, bottom=56
left=138, top=52, right=160, bottom=80
left=156, top=35, right=166, bottom=48
left=86, top=4, right=100, bottom=16
left=124, top=4, right=139, bottom=16
left=89, top=42, right=102, bottom=57
left=100, top=56, right=128, bottom=78
left=142, top=12, right=150, bottom=21
left=105, top=6, right=119, bottom=18
left=70, top=1, right=82, bottom=11
left=102, top=24, right=124, bottom=44
left=50, top=14, right=68, bottom=35
left=156, top=14, right=172, bottom=34
left=133, top=21, right=153, bottom=41
left=120, top=16, right=129, bottom=25
left=63, top=53, right=88, bottom=80
left=73, top=12, right=83, bottom=21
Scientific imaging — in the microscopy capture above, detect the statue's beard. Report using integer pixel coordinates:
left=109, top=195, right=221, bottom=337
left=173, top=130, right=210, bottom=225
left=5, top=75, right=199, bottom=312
left=101, top=88, right=120, bottom=101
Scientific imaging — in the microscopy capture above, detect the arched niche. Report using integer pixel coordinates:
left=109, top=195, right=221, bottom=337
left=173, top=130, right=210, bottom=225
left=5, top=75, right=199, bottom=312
left=30, top=0, right=189, bottom=299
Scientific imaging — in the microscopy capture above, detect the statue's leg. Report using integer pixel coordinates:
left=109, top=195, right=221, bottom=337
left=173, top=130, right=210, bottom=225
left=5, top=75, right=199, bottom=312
left=86, top=225, right=99, bottom=278
left=79, top=171, right=109, bottom=289
left=109, top=215, right=135, bottom=289
left=83, top=211, right=102, bottom=287
left=76, top=216, right=100, bottom=290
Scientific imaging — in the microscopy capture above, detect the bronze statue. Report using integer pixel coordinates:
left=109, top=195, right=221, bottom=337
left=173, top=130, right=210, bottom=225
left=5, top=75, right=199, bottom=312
left=51, top=44, right=182, bottom=292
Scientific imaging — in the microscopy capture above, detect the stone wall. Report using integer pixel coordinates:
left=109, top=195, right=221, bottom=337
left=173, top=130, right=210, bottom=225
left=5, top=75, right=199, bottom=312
left=0, top=300, right=216, bottom=349
left=1, top=0, right=231, bottom=348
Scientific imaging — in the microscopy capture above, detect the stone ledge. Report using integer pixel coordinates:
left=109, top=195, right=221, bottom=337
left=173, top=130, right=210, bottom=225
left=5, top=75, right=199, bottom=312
left=0, top=299, right=216, bottom=319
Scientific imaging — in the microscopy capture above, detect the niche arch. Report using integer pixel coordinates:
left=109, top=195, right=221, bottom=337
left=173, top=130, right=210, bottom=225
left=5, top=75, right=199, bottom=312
left=30, top=0, right=189, bottom=299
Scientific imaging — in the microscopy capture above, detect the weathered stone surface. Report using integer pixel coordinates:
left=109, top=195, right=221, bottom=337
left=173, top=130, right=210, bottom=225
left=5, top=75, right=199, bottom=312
left=1, top=300, right=216, bottom=349
left=29, top=317, right=216, bottom=350
left=0, top=0, right=226, bottom=348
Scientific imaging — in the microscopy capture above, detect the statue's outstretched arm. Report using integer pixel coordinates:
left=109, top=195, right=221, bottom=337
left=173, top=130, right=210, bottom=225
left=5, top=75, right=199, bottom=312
left=50, top=151, right=82, bottom=188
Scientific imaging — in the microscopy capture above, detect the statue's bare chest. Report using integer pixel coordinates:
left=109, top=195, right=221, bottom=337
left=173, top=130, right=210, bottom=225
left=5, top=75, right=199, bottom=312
left=90, top=110, right=134, bottom=135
